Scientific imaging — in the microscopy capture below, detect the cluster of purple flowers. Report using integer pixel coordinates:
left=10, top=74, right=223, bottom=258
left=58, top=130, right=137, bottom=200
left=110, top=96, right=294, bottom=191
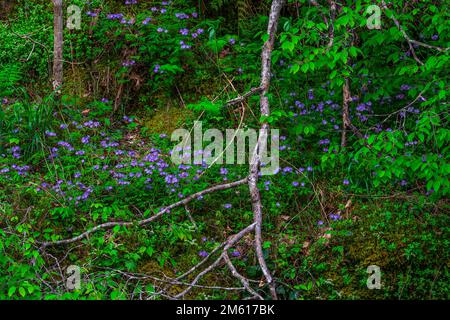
left=230, top=251, right=241, bottom=258
left=400, top=84, right=412, bottom=91
left=291, top=181, right=305, bottom=187
left=123, top=116, right=134, bottom=123
left=355, top=102, right=373, bottom=122
left=198, top=250, right=208, bottom=258
left=179, top=40, right=191, bottom=50
left=83, top=120, right=101, bottom=128
left=153, top=64, right=161, bottom=73
left=165, top=174, right=179, bottom=185
left=122, top=60, right=136, bottom=67
left=329, top=213, right=341, bottom=221
left=100, top=139, right=120, bottom=148
left=404, top=140, right=418, bottom=147
left=191, top=28, right=204, bottom=38
left=0, top=167, right=10, bottom=174
left=11, top=164, right=30, bottom=176
left=142, top=17, right=152, bottom=25
left=75, top=150, right=85, bottom=156
left=120, top=18, right=135, bottom=25
left=179, top=28, right=189, bottom=36
left=175, top=13, right=190, bottom=20
left=107, top=13, right=124, bottom=20
left=58, top=141, right=75, bottom=152
left=11, top=146, right=21, bottom=159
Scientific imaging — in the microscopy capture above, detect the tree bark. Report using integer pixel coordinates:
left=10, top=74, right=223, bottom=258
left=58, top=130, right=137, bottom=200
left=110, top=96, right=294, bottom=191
left=52, top=0, right=63, bottom=92
left=341, top=77, right=351, bottom=147
left=248, top=0, right=285, bottom=300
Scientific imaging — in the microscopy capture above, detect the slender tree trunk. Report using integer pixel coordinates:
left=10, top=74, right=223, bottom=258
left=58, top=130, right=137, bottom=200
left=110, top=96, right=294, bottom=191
left=248, top=0, right=285, bottom=300
left=341, top=26, right=356, bottom=148
left=52, top=0, right=63, bottom=93
left=341, top=77, right=351, bottom=147
left=327, top=0, right=336, bottom=48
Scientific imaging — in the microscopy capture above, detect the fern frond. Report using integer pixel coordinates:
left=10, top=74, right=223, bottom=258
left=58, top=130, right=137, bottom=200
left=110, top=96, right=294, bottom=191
left=0, top=64, right=22, bottom=96
left=237, top=0, right=254, bottom=33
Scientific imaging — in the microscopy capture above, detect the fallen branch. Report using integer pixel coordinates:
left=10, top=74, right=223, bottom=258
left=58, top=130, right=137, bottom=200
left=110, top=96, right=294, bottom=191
left=101, top=267, right=246, bottom=294
left=224, top=253, right=264, bottom=300
left=40, top=178, right=248, bottom=249
left=172, top=223, right=257, bottom=299
left=224, top=86, right=264, bottom=107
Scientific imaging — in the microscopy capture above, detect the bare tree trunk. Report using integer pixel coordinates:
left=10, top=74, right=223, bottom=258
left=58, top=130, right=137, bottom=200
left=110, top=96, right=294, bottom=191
left=341, top=77, right=351, bottom=147
left=52, top=0, right=63, bottom=93
left=327, top=0, right=336, bottom=48
left=248, top=0, right=285, bottom=300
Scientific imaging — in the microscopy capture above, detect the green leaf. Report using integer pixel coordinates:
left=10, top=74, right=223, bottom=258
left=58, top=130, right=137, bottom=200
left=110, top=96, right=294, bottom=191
left=146, top=247, right=155, bottom=257
left=8, top=287, right=16, bottom=297
left=290, top=64, right=300, bottom=74
left=19, top=287, right=26, bottom=297
left=111, top=290, right=121, bottom=300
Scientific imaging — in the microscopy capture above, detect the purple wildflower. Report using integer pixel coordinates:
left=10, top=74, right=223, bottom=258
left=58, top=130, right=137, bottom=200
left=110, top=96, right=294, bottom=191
left=231, top=251, right=241, bottom=257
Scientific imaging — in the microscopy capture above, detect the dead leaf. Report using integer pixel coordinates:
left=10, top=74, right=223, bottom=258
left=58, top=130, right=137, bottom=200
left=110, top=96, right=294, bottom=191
left=259, top=277, right=265, bottom=288
left=345, top=199, right=352, bottom=209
